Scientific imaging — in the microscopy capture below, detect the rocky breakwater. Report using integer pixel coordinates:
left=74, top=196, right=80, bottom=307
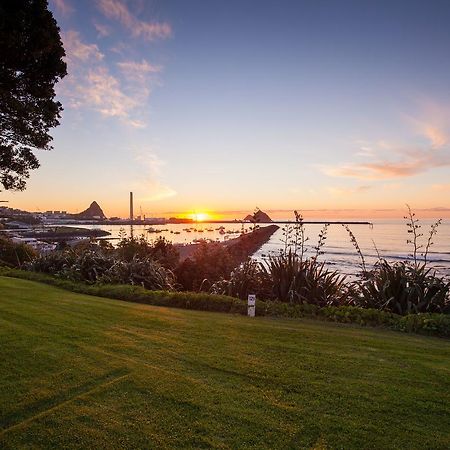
left=177, top=224, right=279, bottom=262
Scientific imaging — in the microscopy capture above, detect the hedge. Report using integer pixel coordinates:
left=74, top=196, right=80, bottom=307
left=1, top=267, right=449, bottom=338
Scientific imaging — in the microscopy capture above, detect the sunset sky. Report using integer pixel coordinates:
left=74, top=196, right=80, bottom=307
left=5, top=0, right=450, bottom=219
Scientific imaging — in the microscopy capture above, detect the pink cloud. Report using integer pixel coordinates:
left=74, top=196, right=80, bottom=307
left=62, top=31, right=104, bottom=62
left=117, top=59, right=162, bottom=83
left=59, top=32, right=150, bottom=128
left=50, top=0, right=74, bottom=16
left=82, top=67, right=138, bottom=119
left=421, top=125, right=447, bottom=148
left=431, top=183, right=450, bottom=191
left=132, top=150, right=177, bottom=201
left=324, top=123, right=450, bottom=180
left=96, top=0, right=172, bottom=41
left=324, top=150, right=449, bottom=179
left=93, top=22, right=111, bottom=38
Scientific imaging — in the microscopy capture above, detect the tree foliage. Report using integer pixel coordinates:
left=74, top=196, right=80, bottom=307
left=0, top=0, right=67, bottom=190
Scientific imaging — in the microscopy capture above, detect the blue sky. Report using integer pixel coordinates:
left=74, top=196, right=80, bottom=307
left=7, top=0, right=450, bottom=218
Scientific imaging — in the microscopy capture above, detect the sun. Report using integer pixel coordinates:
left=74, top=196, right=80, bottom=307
left=191, top=212, right=209, bottom=222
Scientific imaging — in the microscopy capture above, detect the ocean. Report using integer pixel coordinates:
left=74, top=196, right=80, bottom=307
left=79, top=219, right=450, bottom=278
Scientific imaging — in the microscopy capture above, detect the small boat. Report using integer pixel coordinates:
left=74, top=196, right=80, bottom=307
left=147, top=227, right=162, bottom=234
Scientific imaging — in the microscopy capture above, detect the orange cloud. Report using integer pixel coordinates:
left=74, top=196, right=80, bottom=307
left=423, top=125, right=447, bottom=148
left=326, top=185, right=372, bottom=196
left=324, top=148, right=449, bottom=179
left=96, top=0, right=171, bottom=41
left=431, top=183, right=450, bottom=191
left=405, top=100, right=450, bottom=148
left=324, top=117, right=450, bottom=180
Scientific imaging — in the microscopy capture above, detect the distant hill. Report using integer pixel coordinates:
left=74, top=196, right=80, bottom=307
left=244, top=208, right=272, bottom=223
left=72, top=201, right=106, bottom=220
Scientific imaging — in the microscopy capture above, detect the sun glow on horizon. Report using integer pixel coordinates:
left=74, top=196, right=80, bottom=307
left=190, top=212, right=209, bottom=222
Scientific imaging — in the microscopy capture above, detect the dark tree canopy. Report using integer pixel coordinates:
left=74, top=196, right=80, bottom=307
left=0, top=0, right=67, bottom=191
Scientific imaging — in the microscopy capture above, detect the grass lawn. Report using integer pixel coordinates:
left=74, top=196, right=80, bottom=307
left=0, top=277, right=449, bottom=449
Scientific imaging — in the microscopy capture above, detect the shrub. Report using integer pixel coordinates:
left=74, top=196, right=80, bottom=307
left=210, top=258, right=271, bottom=300
left=98, top=257, right=176, bottom=291
left=0, top=236, right=37, bottom=268
left=319, top=305, right=398, bottom=327
left=175, top=241, right=235, bottom=291
left=117, top=235, right=179, bottom=269
left=27, top=250, right=175, bottom=290
left=176, top=226, right=279, bottom=292
left=260, top=252, right=349, bottom=306
left=395, top=313, right=450, bottom=337
left=25, top=249, right=77, bottom=273
left=352, top=260, right=450, bottom=315
left=2, top=269, right=449, bottom=337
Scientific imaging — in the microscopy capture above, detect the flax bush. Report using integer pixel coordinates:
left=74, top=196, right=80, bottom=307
left=352, top=260, right=450, bottom=315
left=351, top=206, right=450, bottom=315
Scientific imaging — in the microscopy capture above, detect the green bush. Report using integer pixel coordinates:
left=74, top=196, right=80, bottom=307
left=27, top=250, right=175, bottom=290
left=395, top=313, right=450, bottom=337
left=353, top=260, right=450, bottom=315
left=212, top=252, right=349, bottom=307
left=0, top=236, right=37, bottom=268
left=256, top=300, right=320, bottom=318
left=117, top=235, right=179, bottom=269
left=260, top=252, right=349, bottom=306
left=210, top=258, right=271, bottom=300
left=2, top=268, right=449, bottom=338
left=175, top=242, right=235, bottom=291
left=0, top=268, right=245, bottom=314
left=319, top=305, right=398, bottom=327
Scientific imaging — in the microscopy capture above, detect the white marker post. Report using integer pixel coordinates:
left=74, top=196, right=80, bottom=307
left=248, top=294, right=256, bottom=317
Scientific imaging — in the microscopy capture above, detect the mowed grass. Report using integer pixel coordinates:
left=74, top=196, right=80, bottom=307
left=0, top=277, right=449, bottom=449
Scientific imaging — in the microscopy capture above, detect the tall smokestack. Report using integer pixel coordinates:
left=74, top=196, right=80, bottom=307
left=129, top=192, right=134, bottom=221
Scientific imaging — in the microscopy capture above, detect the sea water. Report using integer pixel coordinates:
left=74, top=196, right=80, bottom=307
left=79, top=219, right=450, bottom=278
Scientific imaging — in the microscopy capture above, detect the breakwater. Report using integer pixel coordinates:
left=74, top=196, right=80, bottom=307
left=176, top=225, right=279, bottom=262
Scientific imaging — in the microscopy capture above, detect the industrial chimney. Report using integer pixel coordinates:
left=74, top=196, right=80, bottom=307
left=129, top=192, right=134, bottom=221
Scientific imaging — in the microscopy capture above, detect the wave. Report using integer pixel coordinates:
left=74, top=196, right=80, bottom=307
left=258, top=245, right=450, bottom=264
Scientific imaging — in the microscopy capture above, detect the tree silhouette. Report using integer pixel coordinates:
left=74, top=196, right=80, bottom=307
left=0, top=0, right=67, bottom=190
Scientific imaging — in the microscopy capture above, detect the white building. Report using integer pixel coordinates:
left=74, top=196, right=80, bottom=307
left=11, top=237, right=57, bottom=253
